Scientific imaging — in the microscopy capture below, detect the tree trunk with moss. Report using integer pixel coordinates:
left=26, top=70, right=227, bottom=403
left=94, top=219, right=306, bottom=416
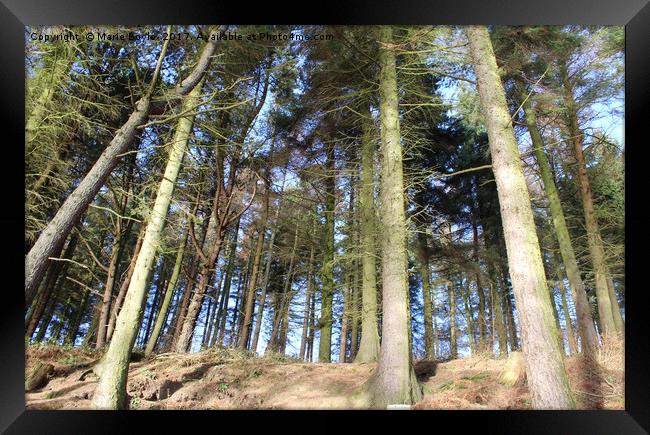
left=366, top=26, right=422, bottom=408
left=520, top=88, right=599, bottom=354
left=467, top=25, right=575, bottom=409
left=354, top=103, right=380, bottom=363
left=91, top=82, right=203, bottom=409
left=558, top=61, right=624, bottom=338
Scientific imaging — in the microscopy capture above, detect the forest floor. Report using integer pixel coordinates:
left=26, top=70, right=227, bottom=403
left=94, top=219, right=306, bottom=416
left=25, top=341, right=624, bottom=410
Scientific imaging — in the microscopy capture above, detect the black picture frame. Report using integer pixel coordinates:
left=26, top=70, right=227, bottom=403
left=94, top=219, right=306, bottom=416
left=3, top=0, right=648, bottom=433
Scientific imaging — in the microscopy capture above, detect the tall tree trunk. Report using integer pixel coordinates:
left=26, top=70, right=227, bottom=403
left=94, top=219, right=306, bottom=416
left=175, top=208, right=220, bottom=352
left=251, top=173, right=287, bottom=351
left=203, top=270, right=225, bottom=349
left=238, top=218, right=268, bottom=349
left=448, top=280, right=458, bottom=359
left=175, top=242, right=223, bottom=352
left=229, top=269, right=247, bottom=347
left=215, top=219, right=240, bottom=347
left=500, top=269, right=520, bottom=351
left=339, top=271, right=351, bottom=363
left=489, top=270, right=508, bottom=357
left=299, top=242, right=315, bottom=360
left=139, top=258, right=168, bottom=348
left=367, top=26, right=422, bottom=408
left=96, top=226, right=125, bottom=349
left=417, top=230, right=435, bottom=360
left=467, top=25, right=575, bottom=409
left=308, top=279, right=317, bottom=362
left=238, top=163, right=273, bottom=349
left=26, top=231, right=78, bottom=339
left=318, top=142, right=336, bottom=363
left=432, top=285, right=439, bottom=359
left=267, top=225, right=299, bottom=354
left=82, top=304, right=100, bottom=347
left=64, top=285, right=90, bottom=347
left=106, top=224, right=145, bottom=343
left=144, top=227, right=188, bottom=356
left=558, top=61, right=624, bottom=338
left=349, top=263, right=360, bottom=361
left=461, top=275, right=476, bottom=355
left=91, top=80, right=204, bottom=409
left=547, top=260, right=577, bottom=356
left=354, top=102, right=380, bottom=363
left=471, top=206, right=488, bottom=352
left=546, top=271, right=564, bottom=353
left=520, top=87, right=599, bottom=353
left=278, top=289, right=293, bottom=355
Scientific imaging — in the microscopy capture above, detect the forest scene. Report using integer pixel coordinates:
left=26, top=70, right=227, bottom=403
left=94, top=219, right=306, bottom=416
left=24, top=25, right=625, bottom=410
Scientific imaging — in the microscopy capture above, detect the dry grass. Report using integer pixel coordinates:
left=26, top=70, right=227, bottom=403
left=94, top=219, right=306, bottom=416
left=597, top=336, right=624, bottom=372
left=25, top=344, right=624, bottom=411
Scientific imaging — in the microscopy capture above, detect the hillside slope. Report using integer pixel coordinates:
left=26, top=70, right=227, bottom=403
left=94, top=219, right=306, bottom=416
left=25, top=344, right=623, bottom=410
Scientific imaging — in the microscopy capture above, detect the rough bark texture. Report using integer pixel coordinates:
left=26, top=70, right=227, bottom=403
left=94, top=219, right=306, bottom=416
left=354, top=104, right=380, bottom=363
left=521, top=90, right=598, bottom=354
left=367, top=26, right=422, bottom=408
left=467, top=25, right=575, bottom=409
left=91, top=82, right=203, bottom=409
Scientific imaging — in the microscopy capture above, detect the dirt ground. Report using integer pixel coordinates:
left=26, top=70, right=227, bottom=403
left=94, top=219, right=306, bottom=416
left=25, top=343, right=624, bottom=410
